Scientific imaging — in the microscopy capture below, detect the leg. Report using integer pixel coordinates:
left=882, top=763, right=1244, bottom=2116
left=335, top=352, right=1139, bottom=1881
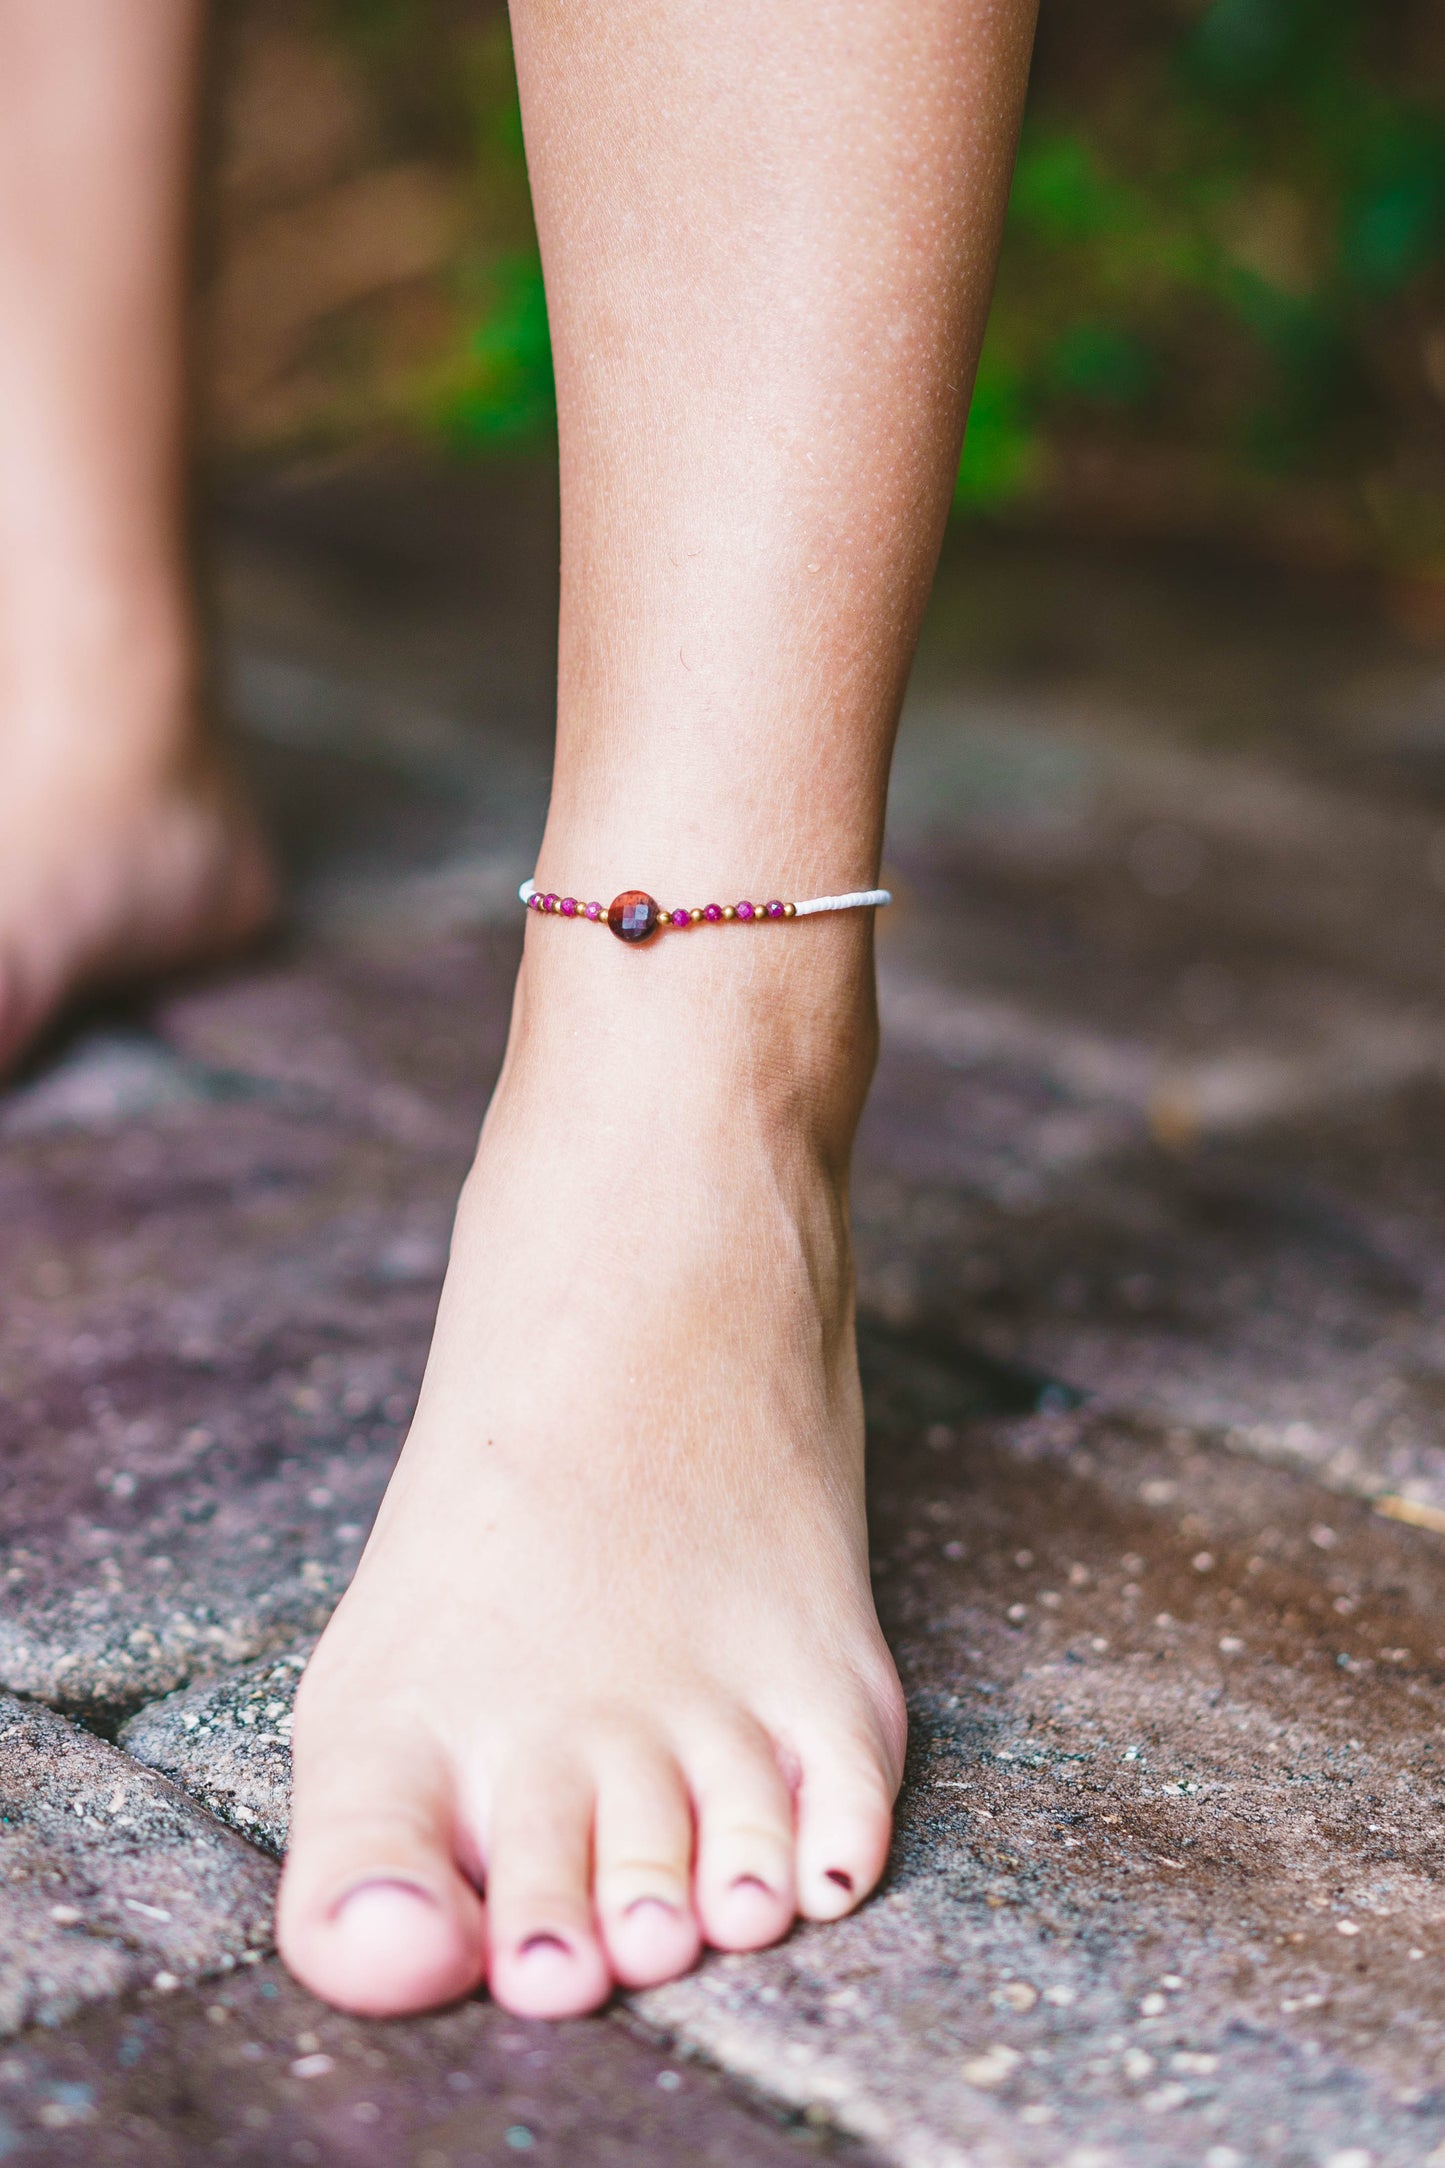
left=279, top=0, right=1036, bottom=2019
left=0, top=0, right=273, bottom=1071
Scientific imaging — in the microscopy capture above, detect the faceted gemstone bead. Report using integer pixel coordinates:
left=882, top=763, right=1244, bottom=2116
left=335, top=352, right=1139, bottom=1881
left=736, top=901, right=755, bottom=921
left=528, top=892, right=544, bottom=911
left=703, top=904, right=722, bottom=922
left=607, top=890, right=660, bottom=943
left=670, top=908, right=690, bottom=928
left=561, top=897, right=578, bottom=917
left=543, top=892, right=559, bottom=913
left=584, top=901, right=603, bottom=921
left=765, top=900, right=785, bottom=918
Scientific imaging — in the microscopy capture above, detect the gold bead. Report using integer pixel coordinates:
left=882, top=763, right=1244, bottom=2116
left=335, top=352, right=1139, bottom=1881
left=721, top=905, right=736, bottom=921
left=783, top=901, right=797, bottom=918
left=689, top=907, right=703, bottom=923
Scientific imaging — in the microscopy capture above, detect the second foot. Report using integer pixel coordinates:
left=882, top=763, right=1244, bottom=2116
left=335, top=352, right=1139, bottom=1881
left=276, top=920, right=906, bottom=2018
left=0, top=616, right=276, bottom=1074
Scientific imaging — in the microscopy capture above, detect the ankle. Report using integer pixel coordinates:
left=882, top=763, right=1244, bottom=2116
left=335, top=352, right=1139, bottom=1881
left=500, top=905, right=879, bottom=1173
left=1, top=565, right=199, bottom=768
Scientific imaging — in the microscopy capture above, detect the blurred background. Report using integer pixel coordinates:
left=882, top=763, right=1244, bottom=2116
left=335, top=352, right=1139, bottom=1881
left=203, top=0, right=1445, bottom=625
left=3, top=9, right=1445, bottom=2152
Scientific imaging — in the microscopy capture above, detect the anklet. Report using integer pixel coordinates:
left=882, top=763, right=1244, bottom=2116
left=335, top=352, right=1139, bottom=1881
left=519, top=879, right=892, bottom=944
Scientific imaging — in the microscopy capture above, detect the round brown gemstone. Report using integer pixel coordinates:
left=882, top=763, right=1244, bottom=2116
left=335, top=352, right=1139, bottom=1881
left=607, top=890, right=659, bottom=943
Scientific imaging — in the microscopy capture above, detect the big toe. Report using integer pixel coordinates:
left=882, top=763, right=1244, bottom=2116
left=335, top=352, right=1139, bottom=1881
left=277, top=1725, right=485, bottom=2017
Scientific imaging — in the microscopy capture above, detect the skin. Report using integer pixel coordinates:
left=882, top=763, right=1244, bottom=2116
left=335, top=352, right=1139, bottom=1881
left=278, top=0, right=1037, bottom=2017
left=0, top=1, right=272, bottom=1071
left=0, top=0, right=1036, bottom=2017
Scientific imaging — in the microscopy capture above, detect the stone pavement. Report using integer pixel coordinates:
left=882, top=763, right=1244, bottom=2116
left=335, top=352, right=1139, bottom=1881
left=3, top=457, right=1445, bottom=2163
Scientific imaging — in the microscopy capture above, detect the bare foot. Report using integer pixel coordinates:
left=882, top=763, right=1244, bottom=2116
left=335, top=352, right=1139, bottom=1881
left=0, top=637, right=276, bottom=1072
left=277, top=906, right=907, bottom=2018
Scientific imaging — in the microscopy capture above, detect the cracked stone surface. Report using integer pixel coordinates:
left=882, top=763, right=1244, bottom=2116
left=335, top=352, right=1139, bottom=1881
left=6, top=462, right=1445, bottom=2162
left=0, top=936, right=518, bottom=1722
left=113, top=1364, right=1445, bottom=2166
left=858, top=667, right=1445, bottom=1521
left=0, top=1955, right=864, bottom=2165
left=0, top=1695, right=274, bottom=2038
left=638, top=1398, right=1445, bottom=2166
left=857, top=1062, right=1445, bottom=1515
left=121, top=1643, right=311, bottom=1854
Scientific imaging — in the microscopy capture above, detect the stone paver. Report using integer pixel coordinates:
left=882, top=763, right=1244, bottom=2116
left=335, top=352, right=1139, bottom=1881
left=860, top=621, right=1445, bottom=1519
left=0, top=1954, right=866, bottom=2166
left=0, top=935, right=519, bottom=1720
left=642, top=1394, right=1445, bottom=2166
left=0, top=1696, right=273, bottom=2038
left=859, top=1047, right=1445, bottom=1514
left=112, top=1353, right=1445, bottom=2165
left=120, top=1643, right=310, bottom=1854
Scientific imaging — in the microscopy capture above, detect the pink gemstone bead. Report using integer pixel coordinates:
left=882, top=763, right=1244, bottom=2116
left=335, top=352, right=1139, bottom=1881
left=561, top=897, right=578, bottom=917
left=703, top=904, right=722, bottom=923
left=765, top=900, right=785, bottom=918
left=736, top=901, right=755, bottom=921
left=671, top=908, right=690, bottom=928
left=527, top=892, right=543, bottom=911
left=584, top=901, right=602, bottom=921
left=543, top=892, right=559, bottom=912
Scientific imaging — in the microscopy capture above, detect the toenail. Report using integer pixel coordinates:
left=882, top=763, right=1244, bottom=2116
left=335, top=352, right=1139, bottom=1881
left=518, top=1931, right=572, bottom=1959
left=824, top=1868, right=854, bottom=1892
left=730, top=1874, right=775, bottom=1898
left=624, top=1896, right=679, bottom=1920
left=331, top=1877, right=440, bottom=1924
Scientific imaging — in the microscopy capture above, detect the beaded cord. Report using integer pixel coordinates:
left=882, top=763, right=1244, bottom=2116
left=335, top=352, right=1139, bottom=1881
left=518, top=879, right=891, bottom=944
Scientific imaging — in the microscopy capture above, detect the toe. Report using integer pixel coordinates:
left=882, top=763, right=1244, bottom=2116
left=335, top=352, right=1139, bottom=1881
left=793, top=1728, right=898, bottom=1921
left=278, top=1725, right=485, bottom=2018
left=593, top=1741, right=701, bottom=1988
left=690, top=1721, right=797, bottom=1951
left=485, top=1756, right=612, bottom=2018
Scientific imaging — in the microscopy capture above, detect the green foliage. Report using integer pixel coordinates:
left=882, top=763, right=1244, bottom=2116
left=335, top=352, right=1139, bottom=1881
left=955, top=350, right=1043, bottom=507
left=428, top=254, right=555, bottom=448
left=380, top=0, right=1443, bottom=562
left=955, top=0, right=1445, bottom=553
left=322, top=0, right=414, bottom=49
